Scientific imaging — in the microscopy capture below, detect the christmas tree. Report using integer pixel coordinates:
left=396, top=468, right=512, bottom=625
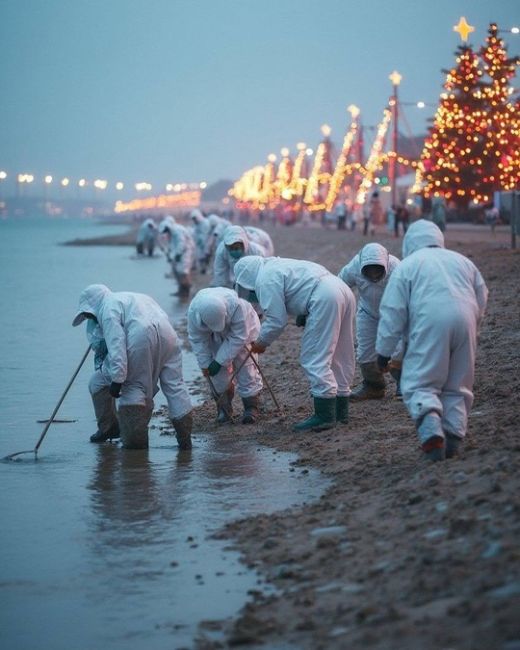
left=420, top=45, right=488, bottom=208
left=420, top=22, right=519, bottom=209
left=479, top=23, right=520, bottom=193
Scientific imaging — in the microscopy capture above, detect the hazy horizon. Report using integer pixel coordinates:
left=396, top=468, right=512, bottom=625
left=1, top=0, right=518, bottom=196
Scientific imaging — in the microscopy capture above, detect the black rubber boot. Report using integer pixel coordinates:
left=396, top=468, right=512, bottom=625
left=350, top=362, right=385, bottom=401
left=118, top=404, right=152, bottom=449
left=241, top=394, right=260, bottom=424
left=445, top=433, right=462, bottom=459
left=389, top=367, right=402, bottom=400
left=418, top=411, right=445, bottom=462
left=336, top=396, right=349, bottom=425
left=172, top=411, right=193, bottom=450
left=172, top=273, right=191, bottom=299
left=91, top=387, right=120, bottom=443
left=90, top=423, right=120, bottom=443
left=216, top=387, right=234, bottom=424
left=293, top=397, right=336, bottom=432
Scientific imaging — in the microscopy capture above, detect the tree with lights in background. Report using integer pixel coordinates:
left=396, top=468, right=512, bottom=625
left=479, top=23, right=520, bottom=195
left=420, top=20, right=519, bottom=211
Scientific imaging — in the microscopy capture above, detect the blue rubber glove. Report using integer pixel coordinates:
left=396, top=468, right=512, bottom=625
left=208, top=360, right=222, bottom=377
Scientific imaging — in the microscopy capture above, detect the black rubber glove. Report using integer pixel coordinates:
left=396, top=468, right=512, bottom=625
left=109, top=382, right=122, bottom=398
left=207, top=360, right=222, bottom=377
left=376, top=355, right=391, bottom=371
left=296, top=314, right=307, bottom=327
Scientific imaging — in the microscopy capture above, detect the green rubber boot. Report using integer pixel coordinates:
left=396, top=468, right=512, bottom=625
left=336, top=396, right=349, bottom=425
left=293, top=397, right=336, bottom=432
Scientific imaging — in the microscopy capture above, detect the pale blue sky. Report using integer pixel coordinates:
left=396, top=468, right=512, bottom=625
left=0, top=0, right=518, bottom=193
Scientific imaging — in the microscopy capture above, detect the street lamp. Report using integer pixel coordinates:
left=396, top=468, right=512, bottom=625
left=115, top=182, right=124, bottom=191
left=389, top=70, right=402, bottom=207
left=43, top=175, right=53, bottom=201
left=0, top=170, right=6, bottom=201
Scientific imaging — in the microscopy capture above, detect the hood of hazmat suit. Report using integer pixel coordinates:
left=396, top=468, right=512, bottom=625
left=207, top=214, right=223, bottom=229
left=187, top=287, right=261, bottom=370
left=402, top=219, right=444, bottom=258
left=234, top=255, right=266, bottom=291
left=196, top=293, right=227, bottom=332
left=190, top=209, right=204, bottom=223
left=223, top=225, right=250, bottom=253
left=359, top=243, right=389, bottom=274
left=72, top=284, right=111, bottom=326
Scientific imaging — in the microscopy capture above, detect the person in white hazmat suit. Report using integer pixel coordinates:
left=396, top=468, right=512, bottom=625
left=159, top=217, right=195, bottom=298
left=189, top=209, right=211, bottom=273
left=211, top=225, right=267, bottom=289
left=376, top=220, right=488, bottom=461
left=203, top=214, right=229, bottom=267
left=234, top=256, right=356, bottom=431
left=244, top=226, right=275, bottom=256
left=338, top=243, right=403, bottom=400
left=72, top=284, right=193, bottom=450
left=135, top=218, right=158, bottom=256
left=187, top=287, right=263, bottom=424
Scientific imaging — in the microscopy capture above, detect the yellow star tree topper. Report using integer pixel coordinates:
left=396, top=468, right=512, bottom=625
left=453, top=16, right=475, bottom=42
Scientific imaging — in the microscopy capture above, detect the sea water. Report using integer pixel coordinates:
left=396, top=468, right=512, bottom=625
left=0, top=217, right=329, bottom=650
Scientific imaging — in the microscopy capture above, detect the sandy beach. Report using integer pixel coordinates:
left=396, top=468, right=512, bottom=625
left=75, top=220, right=520, bottom=650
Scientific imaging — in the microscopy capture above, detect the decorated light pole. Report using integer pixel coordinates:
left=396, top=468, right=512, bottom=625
left=389, top=70, right=402, bottom=207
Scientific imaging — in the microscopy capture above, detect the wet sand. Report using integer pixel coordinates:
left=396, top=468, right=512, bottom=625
left=73, top=221, right=520, bottom=649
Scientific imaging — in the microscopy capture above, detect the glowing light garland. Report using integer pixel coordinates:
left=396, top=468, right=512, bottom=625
left=114, top=191, right=201, bottom=213
left=325, top=109, right=360, bottom=211
left=355, top=108, right=392, bottom=205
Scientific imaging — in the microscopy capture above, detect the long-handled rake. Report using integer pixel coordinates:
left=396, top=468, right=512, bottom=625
left=247, top=349, right=284, bottom=416
left=3, top=346, right=91, bottom=461
left=204, top=350, right=254, bottom=421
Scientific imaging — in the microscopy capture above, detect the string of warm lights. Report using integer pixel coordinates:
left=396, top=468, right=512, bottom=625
left=303, top=125, right=333, bottom=206
left=355, top=108, right=392, bottom=206
left=114, top=191, right=201, bottom=213
left=288, top=143, right=310, bottom=198
left=0, top=170, right=208, bottom=195
left=275, top=148, right=294, bottom=202
left=325, top=106, right=360, bottom=212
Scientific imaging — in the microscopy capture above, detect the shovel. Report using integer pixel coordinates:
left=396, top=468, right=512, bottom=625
left=3, top=346, right=91, bottom=461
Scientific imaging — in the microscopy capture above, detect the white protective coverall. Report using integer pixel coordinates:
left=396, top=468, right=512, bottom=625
left=159, top=221, right=195, bottom=276
left=190, top=209, right=211, bottom=268
left=211, top=225, right=267, bottom=288
left=136, top=218, right=158, bottom=253
left=204, top=214, right=229, bottom=260
left=73, top=284, right=193, bottom=420
left=338, top=243, right=402, bottom=363
left=244, top=226, right=275, bottom=256
left=187, top=287, right=262, bottom=397
left=376, top=220, right=488, bottom=442
left=234, top=256, right=356, bottom=398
